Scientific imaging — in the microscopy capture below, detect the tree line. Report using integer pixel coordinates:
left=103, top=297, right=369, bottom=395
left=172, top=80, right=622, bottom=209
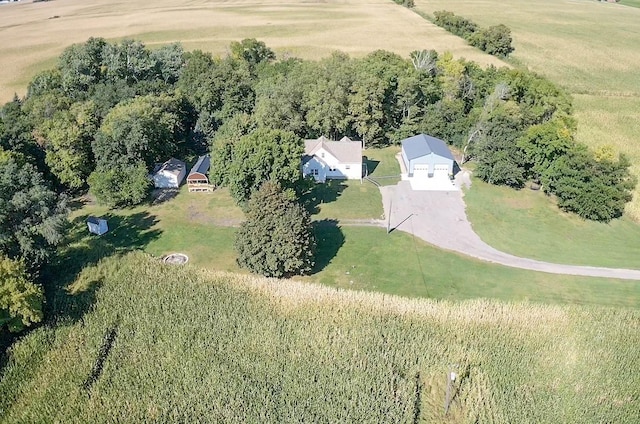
left=1, top=37, right=635, bottom=333
left=433, top=10, right=515, bottom=57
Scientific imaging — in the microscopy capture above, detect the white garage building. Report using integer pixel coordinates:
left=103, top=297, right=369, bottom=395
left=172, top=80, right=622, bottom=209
left=152, top=158, right=186, bottom=188
left=401, top=134, right=457, bottom=191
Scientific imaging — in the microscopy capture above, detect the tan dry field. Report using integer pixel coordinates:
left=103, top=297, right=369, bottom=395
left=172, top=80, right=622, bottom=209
left=414, top=0, right=640, bottom=218
left=0, top=0, right=505, bottom=102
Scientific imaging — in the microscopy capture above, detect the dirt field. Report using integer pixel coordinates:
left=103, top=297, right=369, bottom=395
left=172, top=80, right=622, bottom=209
left=0, top=0, right=505, bottom=101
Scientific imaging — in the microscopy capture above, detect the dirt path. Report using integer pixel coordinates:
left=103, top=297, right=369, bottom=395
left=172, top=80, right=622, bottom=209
left=378, top=181, right=640, bottom=281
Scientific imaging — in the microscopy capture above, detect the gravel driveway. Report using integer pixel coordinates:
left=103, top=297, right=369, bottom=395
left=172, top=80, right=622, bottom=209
left=379, top=181, right=640, bottom=281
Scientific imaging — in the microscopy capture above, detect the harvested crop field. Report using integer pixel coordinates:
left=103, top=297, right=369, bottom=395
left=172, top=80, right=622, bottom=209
left=0, top=0, right=505, bottom=102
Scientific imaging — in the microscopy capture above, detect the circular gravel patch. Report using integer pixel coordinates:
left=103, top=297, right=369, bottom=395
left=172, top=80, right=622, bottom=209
left=163, top=253, right=189, bottom=265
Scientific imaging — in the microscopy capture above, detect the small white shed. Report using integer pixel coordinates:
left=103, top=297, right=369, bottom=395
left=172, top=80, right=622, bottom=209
left=152, top=158, right=186, bottom=188
left=87, top=216, right=108, bottom=236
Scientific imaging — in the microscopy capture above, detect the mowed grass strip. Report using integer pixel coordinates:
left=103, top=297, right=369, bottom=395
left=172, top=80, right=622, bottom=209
left=0, top=0, right=504, bottom=102
left=307, top=225, right=640, bottom=308
left=464, top=178, right=640, bottom=270
left=1, top=253, right=638, bottom=422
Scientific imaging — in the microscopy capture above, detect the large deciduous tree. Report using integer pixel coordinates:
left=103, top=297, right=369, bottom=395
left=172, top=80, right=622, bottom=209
left=235, top=181, right=315, bottom=278
left=40, top=101, right=98, bottom=190
left=0, top=255, right=43, bottom=333
left=225, top=128, right=304, bottom=204
left=0, top=155, right=67, bottom=270
left=92, top=93, right=189, bottom=169
left=542, top=147, right=636, bottom=222
left=88, top=161, right=151, bottom=207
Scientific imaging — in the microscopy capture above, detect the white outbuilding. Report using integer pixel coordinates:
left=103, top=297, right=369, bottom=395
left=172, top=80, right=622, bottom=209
left=87, top=216, right=108, bottom=236
left=401, top=134, right=457, bottom=191
left=152, top=158, right=186, bottom=188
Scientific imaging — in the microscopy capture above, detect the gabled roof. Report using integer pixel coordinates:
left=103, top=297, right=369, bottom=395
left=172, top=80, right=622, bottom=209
left=156, top=158, right=186, bottom=176
left=303, top=136, right=362, bottom=164
left=189, top=155, right=210, bottom=176
left=87, top=216, right=105, bottom=225
left=402, top=134, right=454, bottom=161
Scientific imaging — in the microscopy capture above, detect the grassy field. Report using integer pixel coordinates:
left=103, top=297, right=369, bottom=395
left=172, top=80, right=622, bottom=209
left=364, top=145, right=402, bottom=186
left=464, top=179, right=640, bottom=270
left=620, top=0, right=640, bottom=8
left=69, top=187, right=243, bottom=272
left=413, top=0, right=640, bottom=219
left=1, top=253, right=638, bottom=422
left=0, top=0, right=504, bottom=102
left=69, top=179, right=640, bottom=308
left=308, top=226, right=640, bottom=308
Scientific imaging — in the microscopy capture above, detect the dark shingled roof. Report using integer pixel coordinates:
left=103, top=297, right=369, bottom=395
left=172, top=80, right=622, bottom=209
left=189, top=155, right=210, bottom=176
left=87, top=216, right=100, bottom=225
left=402, top=134, right=454, bottom=161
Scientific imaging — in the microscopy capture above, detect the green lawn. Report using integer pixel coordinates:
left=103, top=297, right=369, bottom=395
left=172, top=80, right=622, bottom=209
left=464, top=178, right=640, bottom=269
left=67, top=187, right=243, bottom=272
left=303, top=180, right=384, bottom=221
left=63, top=175, right=640, bottom=309
left=364, top=146, right=401, bottom=186
left=620, top=0, right=640, bottom=8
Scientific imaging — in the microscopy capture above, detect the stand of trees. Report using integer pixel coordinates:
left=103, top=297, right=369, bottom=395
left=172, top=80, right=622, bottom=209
left=433, top=11, right=514, bottom=57
left=1, top=37, right=636, bottom=323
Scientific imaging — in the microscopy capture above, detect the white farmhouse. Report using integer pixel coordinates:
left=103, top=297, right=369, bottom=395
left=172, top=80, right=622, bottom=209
left=152, top=158, right=186, bottom=189
left=302, top=136, right=363, bottom=182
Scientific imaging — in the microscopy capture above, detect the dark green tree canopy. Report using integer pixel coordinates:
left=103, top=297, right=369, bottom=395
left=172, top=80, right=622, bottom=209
left=225, top=128, right=304, bottom=204
left=0, top=155, right=67, bottom=270
left=88, top=161, right=151, bottom=207
left=92, top=93, right=190, bottom=169
left=542, top=147, right=636, bottom=222
left=235, top=181, right=315, bottom=278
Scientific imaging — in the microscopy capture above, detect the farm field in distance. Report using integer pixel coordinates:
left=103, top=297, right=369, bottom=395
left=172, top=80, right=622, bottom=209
left=413, top=0, right=640, bottom=219
left=0, top=0, right=505, bottom=102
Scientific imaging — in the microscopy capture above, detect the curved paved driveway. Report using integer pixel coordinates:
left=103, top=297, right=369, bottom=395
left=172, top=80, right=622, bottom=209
left=379, top=181, right=640, bottom=281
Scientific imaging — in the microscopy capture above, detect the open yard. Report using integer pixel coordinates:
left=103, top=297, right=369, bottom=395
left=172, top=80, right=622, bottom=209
left=464, top=179, right=640, bottom=270
left=0, top=0, right=504, bottom=102
left=68, top=180, right=640, bottom=308
left=413, top=0, right=640, bottom=219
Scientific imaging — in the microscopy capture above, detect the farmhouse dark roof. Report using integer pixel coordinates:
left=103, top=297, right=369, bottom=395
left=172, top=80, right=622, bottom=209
left=189, top=155, right=210, bottom=176
left=402, top=134, right=454, bottom=161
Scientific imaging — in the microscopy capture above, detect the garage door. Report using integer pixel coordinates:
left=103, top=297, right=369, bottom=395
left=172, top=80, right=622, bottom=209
left=431, top=165, right=448, bottom=179
left=413, top=164, right=429, bottom=177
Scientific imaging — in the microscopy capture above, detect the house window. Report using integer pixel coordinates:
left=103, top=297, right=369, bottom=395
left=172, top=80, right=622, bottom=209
left=321, top=152, right=325, bottom=158
left=311, top=169, right=319, bottom=176
left=345, top=165, right=351, bottom=170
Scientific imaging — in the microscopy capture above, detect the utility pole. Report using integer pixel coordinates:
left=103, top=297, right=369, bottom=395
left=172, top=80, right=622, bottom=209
left=444, top=366, right=457, bottom=415
left=387, top=198, right=392, bottom=234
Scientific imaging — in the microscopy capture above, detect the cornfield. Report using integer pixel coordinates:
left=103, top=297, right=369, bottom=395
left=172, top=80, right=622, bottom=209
left=1, top=252, right=638, bottom=423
